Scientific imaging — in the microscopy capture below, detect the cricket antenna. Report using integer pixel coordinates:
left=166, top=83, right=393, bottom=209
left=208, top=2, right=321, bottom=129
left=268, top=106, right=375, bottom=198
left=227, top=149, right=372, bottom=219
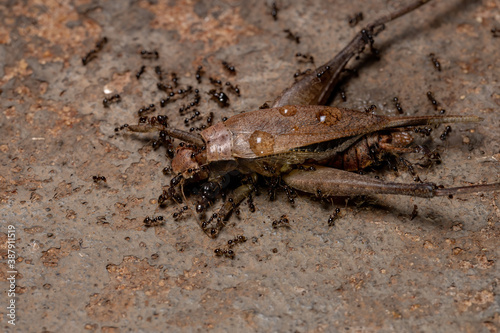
left=127, top=124, right=205, bottom=146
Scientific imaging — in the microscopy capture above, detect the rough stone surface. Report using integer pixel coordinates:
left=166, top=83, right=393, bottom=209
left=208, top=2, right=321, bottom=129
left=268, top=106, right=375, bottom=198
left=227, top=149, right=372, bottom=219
left=1, top=0, right=499, bottom=332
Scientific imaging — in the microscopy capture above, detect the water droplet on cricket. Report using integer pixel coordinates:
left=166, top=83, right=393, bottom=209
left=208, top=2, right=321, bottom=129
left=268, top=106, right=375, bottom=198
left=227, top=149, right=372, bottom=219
left=278, top=105, right=297, bottom=117
left=316, top=108, right=341, bottom=126
left=249, top=130, right=275, bottom=157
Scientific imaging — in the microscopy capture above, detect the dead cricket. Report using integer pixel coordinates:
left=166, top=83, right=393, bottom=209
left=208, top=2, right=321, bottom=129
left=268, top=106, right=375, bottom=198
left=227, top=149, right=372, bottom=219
left=127, top=0, right=500, bottom=238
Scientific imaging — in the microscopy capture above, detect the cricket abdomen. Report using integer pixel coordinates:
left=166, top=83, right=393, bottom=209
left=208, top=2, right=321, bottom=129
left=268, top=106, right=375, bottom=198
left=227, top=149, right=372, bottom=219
left=328, top=131, right=414, bottom=171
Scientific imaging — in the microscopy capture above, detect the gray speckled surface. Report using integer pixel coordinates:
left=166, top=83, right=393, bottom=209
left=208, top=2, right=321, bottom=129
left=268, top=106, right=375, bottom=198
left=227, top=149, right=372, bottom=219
left=1, top=0, right=499, bottom=332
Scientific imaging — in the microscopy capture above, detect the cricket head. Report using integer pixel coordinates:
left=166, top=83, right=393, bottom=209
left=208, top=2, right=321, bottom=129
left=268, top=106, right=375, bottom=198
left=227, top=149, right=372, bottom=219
left=171, top=146, right=209, bottom=181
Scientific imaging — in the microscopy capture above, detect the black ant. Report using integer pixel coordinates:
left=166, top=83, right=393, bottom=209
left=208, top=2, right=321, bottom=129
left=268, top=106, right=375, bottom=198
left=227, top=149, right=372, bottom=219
left=140, top=50, right=159, bottom=59
left=440, top=125, right=452, bottom=141
left=270, top=2, right=278, bottom=21
left=82, top=37, right=108, bottom=65
left=328, top=208, right=341, bottom=226
left=360, top=29, right=379, bottom=56
left=340, top=88, right=347, bottom=102
left=295, top=53, right=315, bottom=64
left=222, top=61, right=236, bottom=75
left=195, top=66, right=204, bottom=83
left=214, top=248, right=235, bottom=259
left=114, top=124, right=128, bottom=132
left=144, top=216, right=165, bottom=227
left=364, top=105, right=377, bottom=113
left=184, top=110, right=201, bottom=126
left=207, top=112, right=214, bottom=126
left=137, top=104, right=156, bottom=116
left=429, top=53, right=441, bottom=71
left=170, top=72, right=179, bottom=88
left=247, top=194, right=255, bottom=212
left=272, top=215, right=291, bottom=229
left=159, top=86, right=194, bottom=107
left=426, top=91, right=446, bottom=114
left=393, top=97, right=403, bottom=114
left=398, top=157, right=421, bottom=182
left=414, top=127, right=432, bottom=137
left=293, top=69, right=311, bottom=79
left=227, top=235, right=247, bottom=248
left=208, top=90, right=230, bottom=107
left=316, top=66, right=331, bottom=78
left=225, top=82, right=240, bottom=96
left=348, top=12, right=364, bottom=27
left=136, top=65, right=146, bottom=79
left=209, top=77, right=223, bottom=87
left=491, top=27, right=499, bottom=38
left=155, top=66, right=163, bottom=81
left=214, top=235, right=247, bottom=259
left=102, top=94, right=121, bottom=107
left=92, top=175, right=106, bottom=183
left=173, top=206, right=189, bottom=220
left=284, top=29, right=300, bottom=44
left=410, top=205, right=418, bottom=220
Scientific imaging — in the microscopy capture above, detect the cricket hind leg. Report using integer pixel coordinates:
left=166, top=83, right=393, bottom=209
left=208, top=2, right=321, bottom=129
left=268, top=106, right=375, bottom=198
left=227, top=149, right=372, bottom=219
left=282, top=166, right=500, bottom=198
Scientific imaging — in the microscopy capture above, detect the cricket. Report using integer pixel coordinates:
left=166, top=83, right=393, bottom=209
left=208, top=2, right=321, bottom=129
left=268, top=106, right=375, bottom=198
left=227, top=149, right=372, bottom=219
left=125, top=0, right=500, bottom=238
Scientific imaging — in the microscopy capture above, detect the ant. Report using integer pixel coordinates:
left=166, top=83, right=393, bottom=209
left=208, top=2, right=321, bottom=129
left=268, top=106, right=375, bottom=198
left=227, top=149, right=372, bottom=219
left=140, top=50, right=159, bottom=59
left=393, top=97, right=404, bottom=114
left=195, top=66, right=204, bottom=83
left=214, top=235, right=247, bottom=259
left=144, top=216, right=165, bottom=227
left=222, top=61, right=236, bottom=75
left=82, top=37, right=108, bottom=65
left=136, top=65, right=146, bottom=79
left=440, top=126, right=452, bottom=141
left=155, top=66, right=163, bottom=81
left=426, top=91, right=446, bottom=114
left=270, top=2, right=279, bottom=21
left=328, top=208, right=341, bottom=226
left=102, top=94, right=121, bottom=108
left=137, top=104, right=156, bottom=116
left=225, top=82, right=241, bottom=96
left=284, top=29, right=300, bottom=44
left=208, top=90, right=230, bottom=107
left=92, top=175, right=106, bottom=183
left=295, top=53, right=315, bottom=64
left=339, top=88, right=347, bottom=102
left=429, top=53, right=441, bottom=71
left=272, top=215, right=291, bottom=228
left=348, top=12, right=364, bottom=27
left=410, top=205, right=418, bottom=220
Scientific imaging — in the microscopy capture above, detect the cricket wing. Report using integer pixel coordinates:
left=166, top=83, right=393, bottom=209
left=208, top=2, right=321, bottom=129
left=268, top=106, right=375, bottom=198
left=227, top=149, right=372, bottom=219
left=222, top=105, right=480, bottom=159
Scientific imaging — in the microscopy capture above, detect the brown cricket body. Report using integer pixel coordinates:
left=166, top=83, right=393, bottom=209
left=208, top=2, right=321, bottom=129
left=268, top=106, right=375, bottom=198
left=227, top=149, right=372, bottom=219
left=194, top=105, right=480, bottom=175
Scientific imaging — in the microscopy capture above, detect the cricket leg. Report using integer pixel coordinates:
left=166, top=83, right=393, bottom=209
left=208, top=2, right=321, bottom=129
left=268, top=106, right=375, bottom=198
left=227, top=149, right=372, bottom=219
left=273, top=0, right=432, bottom=107
left=201, top=175, right=257, bottom=238
left=283, top=166, right=500, bottom=198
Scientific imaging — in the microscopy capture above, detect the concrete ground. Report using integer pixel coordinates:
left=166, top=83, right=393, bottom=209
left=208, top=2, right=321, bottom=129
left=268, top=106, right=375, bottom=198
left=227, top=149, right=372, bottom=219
left=1, top=0, right=499, bottom=332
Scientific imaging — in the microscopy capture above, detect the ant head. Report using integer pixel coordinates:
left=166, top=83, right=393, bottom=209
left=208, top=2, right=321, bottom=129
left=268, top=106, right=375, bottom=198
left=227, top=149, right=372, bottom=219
left=171, top=146, right=209, bottom=181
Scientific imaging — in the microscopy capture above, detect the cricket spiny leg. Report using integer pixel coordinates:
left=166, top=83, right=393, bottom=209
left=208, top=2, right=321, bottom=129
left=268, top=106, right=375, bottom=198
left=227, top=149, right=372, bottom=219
left=283, top=166, right=500, bottom=198
left=201, top=175, right=258, bottom=238
left=273, top=0, right=433, bottom=107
